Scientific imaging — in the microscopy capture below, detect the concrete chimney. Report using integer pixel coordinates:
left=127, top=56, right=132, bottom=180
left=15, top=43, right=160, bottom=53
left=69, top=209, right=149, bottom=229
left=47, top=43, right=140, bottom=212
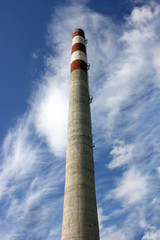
left=61, top=29, right=99, bottom=240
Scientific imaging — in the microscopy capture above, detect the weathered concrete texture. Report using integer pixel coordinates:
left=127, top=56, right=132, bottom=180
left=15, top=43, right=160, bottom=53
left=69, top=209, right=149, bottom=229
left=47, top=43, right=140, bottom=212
left=61, top=68, right=99, bottom=240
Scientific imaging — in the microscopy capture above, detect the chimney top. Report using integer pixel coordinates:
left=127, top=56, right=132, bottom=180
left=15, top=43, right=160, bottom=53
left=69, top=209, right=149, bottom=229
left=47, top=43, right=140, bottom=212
left=72, top=29, right=85, bottom=38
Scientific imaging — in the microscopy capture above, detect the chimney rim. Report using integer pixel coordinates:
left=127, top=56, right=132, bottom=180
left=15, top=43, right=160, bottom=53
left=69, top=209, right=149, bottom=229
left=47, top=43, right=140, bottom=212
left=72, top=28, right=85, bottom=38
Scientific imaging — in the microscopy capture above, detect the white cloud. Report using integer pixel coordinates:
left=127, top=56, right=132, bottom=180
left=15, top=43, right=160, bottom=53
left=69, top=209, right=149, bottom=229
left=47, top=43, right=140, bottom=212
left=0, top=114, right=65, bottom=239
left=108, top=140, right=135, bottom=168
left=92, top=2, right=160, bottom=141
left=107, top=168, right=147, bottom=206
left=98, top=207, right=109, bottom=231
left=0, top=116, right=38, bottom=197
left=33, top=81, right=68, bottom=157
left=157, top=167, right=160, bottom=175
left=128, top=5, right=154, bottom=26
left=101, top=226, right=126, bottom=240
left=142, top=226, right=160, bottom=240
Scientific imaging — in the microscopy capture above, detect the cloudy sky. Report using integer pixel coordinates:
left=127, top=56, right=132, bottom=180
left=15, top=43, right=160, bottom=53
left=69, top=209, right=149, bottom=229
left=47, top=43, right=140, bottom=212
left=1, top=0, right=160, bottom=239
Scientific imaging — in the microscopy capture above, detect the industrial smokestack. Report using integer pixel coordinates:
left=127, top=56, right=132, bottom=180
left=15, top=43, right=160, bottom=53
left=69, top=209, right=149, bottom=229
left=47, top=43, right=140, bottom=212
left=61, top=29, right=99, bottom=240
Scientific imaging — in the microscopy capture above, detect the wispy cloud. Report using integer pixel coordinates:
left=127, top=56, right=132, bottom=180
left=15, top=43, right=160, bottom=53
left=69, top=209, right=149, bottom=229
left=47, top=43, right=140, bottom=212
left=0, top=1, right=160, bottom=239
left=142, top=226, right=160, bottom=240
left=0, top=114, right=65, bottom=239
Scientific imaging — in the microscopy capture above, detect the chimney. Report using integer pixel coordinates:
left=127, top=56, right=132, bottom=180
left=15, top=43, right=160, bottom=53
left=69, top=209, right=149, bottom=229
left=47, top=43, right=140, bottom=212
left=61, top=29, right=99, bottom=240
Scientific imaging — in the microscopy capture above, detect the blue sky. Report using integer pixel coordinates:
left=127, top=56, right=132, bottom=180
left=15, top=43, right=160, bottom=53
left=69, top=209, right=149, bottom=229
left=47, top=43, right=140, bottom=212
left=0, top=0, right=160, bottom=239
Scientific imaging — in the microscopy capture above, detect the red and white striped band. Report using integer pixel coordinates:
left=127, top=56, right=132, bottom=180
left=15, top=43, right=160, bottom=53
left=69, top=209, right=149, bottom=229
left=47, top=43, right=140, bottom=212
left=71, top=29, right=87, bottom=73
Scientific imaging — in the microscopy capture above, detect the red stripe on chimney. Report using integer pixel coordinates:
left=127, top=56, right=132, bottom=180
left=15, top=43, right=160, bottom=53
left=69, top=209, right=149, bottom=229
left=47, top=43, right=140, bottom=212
left=71, top=60, right=87, bottom=73
left=72, top=43, right=86, bottom=54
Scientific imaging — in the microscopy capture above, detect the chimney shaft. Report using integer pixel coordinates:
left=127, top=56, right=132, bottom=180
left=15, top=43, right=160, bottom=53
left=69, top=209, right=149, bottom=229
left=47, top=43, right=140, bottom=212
left=61, top=29, right=99, bottom=240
